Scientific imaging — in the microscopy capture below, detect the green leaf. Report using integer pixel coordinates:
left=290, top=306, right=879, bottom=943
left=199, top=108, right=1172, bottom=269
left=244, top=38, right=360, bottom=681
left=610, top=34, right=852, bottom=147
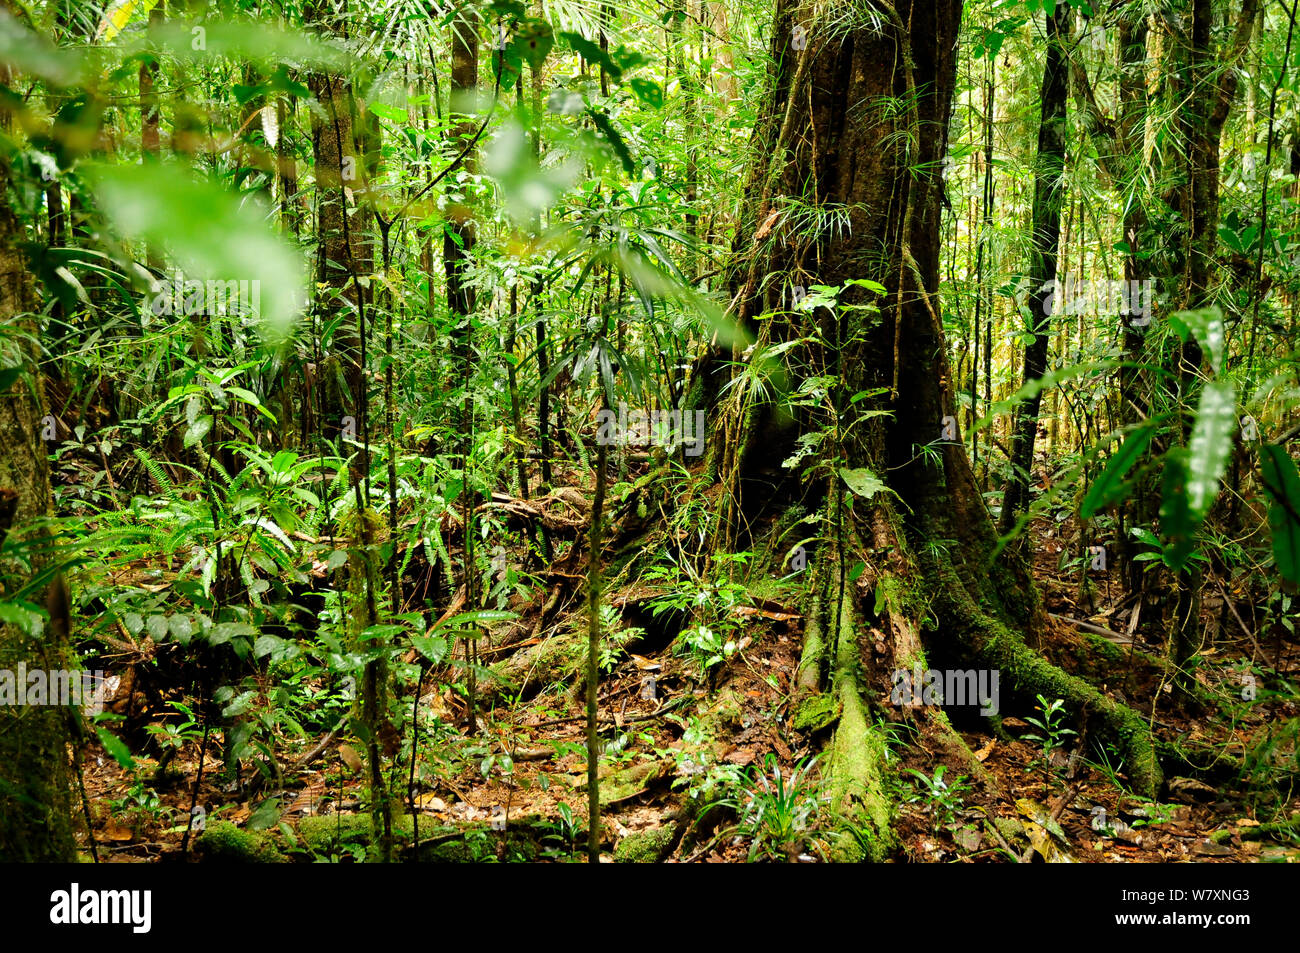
left=0, top=601, right=43, bottom=635
left=560, top=31, right=622, bottom=81
left=585, top=108, right=636, bottom=175
left=369, top=102, right=408, bottom=123
left=1159, top=448, right=1196, bottom=571
left=0, top=9, right=81, bottom=86
left=247, top=797, right=281, bottom=831
left=1261, top=445, right=1300, bottom=585
left=1080, top=421, right=1158, bottom=518
left=87, top=162, right=305, bottom=340
left=1167, top=307, right=1225, bottom=376
left=410, top=635, right=449, bottom=664
left=513, top=19, right=554, bottom=69
left=1130, top=527, right=1160, bottom=549
left=628, top=78, right=663, bottom=109
left=1185, top=380, right=1237, bottom=522
left=0, top=367, right=21, bottom=392
left=208, top=621, right=255, bottom=646
left=435, top=610, right=518, bottom=630
left=221, top=689, right=256, bottom=718
left=253, top=634, right=286, bottom=659
left=183, top=414, right=213, bottom=448
left=840, top=467, right=891, bottom=500
left=146, top=614, right=169, bottom=640
left=96, top=728, right=135, bottom=769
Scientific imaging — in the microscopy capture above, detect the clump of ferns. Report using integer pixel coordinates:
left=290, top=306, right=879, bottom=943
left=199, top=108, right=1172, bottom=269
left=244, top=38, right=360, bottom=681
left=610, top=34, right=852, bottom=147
left=777, top=196, right=859, bottom=244
left=718, top=336, right=811, bottom=412
left=820, top=0, right=888, bottom=41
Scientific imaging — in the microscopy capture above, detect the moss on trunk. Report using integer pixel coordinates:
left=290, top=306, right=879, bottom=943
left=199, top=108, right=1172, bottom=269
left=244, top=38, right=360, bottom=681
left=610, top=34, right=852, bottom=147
left=0, top=150, right=77, bottom=862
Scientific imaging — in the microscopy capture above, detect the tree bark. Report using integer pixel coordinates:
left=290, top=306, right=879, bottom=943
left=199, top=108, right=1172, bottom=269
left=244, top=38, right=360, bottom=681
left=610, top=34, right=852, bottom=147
left=998, top=3, right=1069, bottom=536
left=715, top=0, right=1161, bottom=842
left=1167, top=0, right=1257, bottom=689
left=0, top=149, right=77, bottom=862
left=306, top=2, right=366, bottom=444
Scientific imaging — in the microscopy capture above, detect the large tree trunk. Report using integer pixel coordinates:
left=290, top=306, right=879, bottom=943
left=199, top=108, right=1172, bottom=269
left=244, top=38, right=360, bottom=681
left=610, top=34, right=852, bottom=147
left=446, top=6, right=478, bottom=398
left=999, top=3, right=1069, bottom=536
left=140, top=2, right=163, bottom=272
left=306, top=2, right=366, bottom=447
left=1167, top=0, right=1257, bottom=689
left=446, top=5, right=481, bottom=732
left=713, top=0, right=1161, bottom=854
left=0, top=150, right=77, bottom=861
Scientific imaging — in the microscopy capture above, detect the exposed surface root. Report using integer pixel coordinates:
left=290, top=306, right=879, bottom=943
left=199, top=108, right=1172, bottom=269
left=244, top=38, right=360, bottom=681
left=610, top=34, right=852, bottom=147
left=818, top=558, right=894, bottom=860
left=929, top=553, right=1164, bottom=798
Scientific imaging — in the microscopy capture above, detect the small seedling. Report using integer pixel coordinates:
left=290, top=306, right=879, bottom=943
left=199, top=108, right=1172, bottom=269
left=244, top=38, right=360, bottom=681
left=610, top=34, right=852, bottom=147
left=1023, top=694, right=1077, bottom=796
left=905, top=765, right=971, bottom=831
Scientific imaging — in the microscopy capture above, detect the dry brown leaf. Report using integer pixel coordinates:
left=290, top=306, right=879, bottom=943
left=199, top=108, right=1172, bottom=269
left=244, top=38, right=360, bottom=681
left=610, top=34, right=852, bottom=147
left=338, top=744, right=364, bottom=774
left=753, top=208, right=781, bottom=241
left=629, top=654, right=661, bottom=671
left=102, top=818, right=134, bottom=842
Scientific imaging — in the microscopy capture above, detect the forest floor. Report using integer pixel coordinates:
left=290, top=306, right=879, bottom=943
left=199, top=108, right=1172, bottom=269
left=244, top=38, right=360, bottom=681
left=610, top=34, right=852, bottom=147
left=72, top=462, right=1300, bottom=864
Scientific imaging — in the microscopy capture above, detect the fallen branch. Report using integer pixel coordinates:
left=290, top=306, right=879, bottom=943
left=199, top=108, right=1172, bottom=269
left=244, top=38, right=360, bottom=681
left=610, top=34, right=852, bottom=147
left=1049, top=612, right=1133, bottom=645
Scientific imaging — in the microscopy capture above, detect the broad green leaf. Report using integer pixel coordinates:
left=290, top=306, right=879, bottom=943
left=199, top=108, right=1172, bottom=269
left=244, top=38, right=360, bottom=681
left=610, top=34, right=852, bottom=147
left=1261, top=445, right=1300, bottom=585
left=0, top=601, right=43, bottom=636
left=87, top=162, right=305, bottom=339
left=254, top=634, right=287, bottom=658
left=183, top=414, right=213, bottom=448
left=247, top=797, right=281, bottom=831
left=168, top=614, right=193, bottom=643
left=146, top=614, right=169, bottom=640
left=368, top=102, right=408, bottom=123
left=410, top=635, right=449, bottom=665
left=513, top=19, right=553, bottom=69
left=844, top=278, right=888, bottom=296
left=840, top=467, right=891, bottom=500
left=0, top=9, right=81, bottom=86
left=1080, top=420, right=1158, bottom=518
left=1167, top=307, right=1225, bottom=375
left=629, top=78, right=664, bottom=109
left=1130, top=526, right=1160, bottom=549
left=95, top=0, right=162, bottom=42
left=1185, top=380, right=1237, bottom=522
left=96, top=728, right=135, bottom=769
left=1159, top=449, right=1196, bottom=571
left=221, top=689, right=256, bottom=718
left=560, top=31, right=623, bottom=81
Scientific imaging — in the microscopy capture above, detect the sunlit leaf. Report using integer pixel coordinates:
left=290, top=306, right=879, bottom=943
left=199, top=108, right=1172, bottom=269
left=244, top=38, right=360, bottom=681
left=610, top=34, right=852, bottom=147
left=1167, top=307, right=1225, bottom=376
left=1185, top=380, right=1237, bottom=522
left=88, top=162, right=305, bottom=340
left=95, top=0, right=162, bottom=42
left=0, top=9, right=80, bottom=86
left=840, top=467, right=893, bottom=500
